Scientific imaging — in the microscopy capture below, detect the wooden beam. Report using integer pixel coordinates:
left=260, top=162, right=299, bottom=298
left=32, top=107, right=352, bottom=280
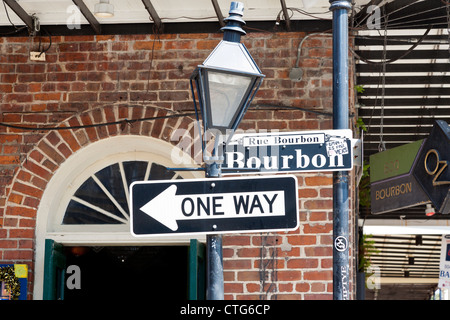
left=3, top=0, right=34, bottom=31
left=357, top=63, right=450, bottom=73
left=141, top=0, right=162, bottom=31
left=280, top=0, right=291, bottom=31
left=72, top=0, right=101, bottom=35
left=211, top=0, right=225, bottom=28
left=357, top=75, right=450, bottom=85
left=359, top=87, right=450, bottom=97
left=358, top=98, right=450, bottom=107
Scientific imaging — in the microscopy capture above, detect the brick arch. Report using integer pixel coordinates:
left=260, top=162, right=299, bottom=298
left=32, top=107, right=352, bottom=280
left=3, top=104, right=198, bottom=254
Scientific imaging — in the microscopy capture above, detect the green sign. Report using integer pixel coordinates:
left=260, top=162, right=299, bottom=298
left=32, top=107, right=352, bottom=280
left=370, top=139, right=430, bottom=214
left=370, top=139, right=424, bottom=183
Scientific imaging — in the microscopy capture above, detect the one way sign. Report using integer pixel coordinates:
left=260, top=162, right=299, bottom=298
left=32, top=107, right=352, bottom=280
left=130, top=175, right=299, bottom=236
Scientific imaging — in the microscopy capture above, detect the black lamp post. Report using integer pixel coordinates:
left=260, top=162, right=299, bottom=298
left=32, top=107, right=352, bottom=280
left=189, top=1, right=264, bottom=300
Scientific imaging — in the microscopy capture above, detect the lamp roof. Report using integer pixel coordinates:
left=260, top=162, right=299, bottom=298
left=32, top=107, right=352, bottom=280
left=202, top=40, right=262, bottom=76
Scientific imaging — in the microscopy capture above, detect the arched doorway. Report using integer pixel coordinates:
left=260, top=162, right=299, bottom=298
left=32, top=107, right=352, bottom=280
left=34, top=136, right=205, bottom=299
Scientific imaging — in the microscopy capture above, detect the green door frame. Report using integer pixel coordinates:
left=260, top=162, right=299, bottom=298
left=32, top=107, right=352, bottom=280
left=188, top=239, right=206, bottom=300
left=43, top=239, right=66, bottom=300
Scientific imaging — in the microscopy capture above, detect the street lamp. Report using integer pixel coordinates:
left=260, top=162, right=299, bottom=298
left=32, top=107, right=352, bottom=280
left=190, top=2, right=264, bottom=136
left=189, top=1, right=264, bottom=300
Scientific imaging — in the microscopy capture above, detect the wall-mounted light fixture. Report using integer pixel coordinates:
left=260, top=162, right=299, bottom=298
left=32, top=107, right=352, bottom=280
left=94, top=0, right=114, bottom=18
left=425, top=203, right=435, bottom=217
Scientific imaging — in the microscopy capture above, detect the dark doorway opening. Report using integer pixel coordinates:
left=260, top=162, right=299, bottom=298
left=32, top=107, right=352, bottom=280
left=64, top=246, right=188, bottom=300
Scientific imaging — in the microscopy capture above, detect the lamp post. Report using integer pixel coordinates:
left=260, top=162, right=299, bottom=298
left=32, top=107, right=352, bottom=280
left=329, top=0, right=352, bottom=300
left=190, top=2, right=264, bottom=300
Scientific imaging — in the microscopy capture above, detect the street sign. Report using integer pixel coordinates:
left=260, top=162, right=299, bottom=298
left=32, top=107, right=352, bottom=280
left=221, top=129, right=353, bottom=174
left=438, top=235, right=450, bottom=289
left=370, top=139, right=424, bottom=183
left=130, top=175, right=299, bottom=236
left=370, top=139, right=430, bottom=214
left=370, top=173, right=430, bottom=214
left=413, top=120, right=450, bottom=214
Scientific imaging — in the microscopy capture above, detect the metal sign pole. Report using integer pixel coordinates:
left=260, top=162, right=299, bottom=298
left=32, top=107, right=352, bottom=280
left=329, top=0, right=352, bottom=300
left=205, top=161, right=224, bottom=300
left=205, top=2, right=245, bottom=300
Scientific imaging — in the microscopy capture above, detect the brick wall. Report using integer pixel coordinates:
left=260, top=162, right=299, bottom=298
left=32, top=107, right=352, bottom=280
left=0, top=31, right=355, bottom=299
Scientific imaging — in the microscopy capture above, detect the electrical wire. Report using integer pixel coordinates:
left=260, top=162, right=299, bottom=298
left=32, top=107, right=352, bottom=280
left=0, top=102, right=338, bottom=133
left=36, top=27, right=52, bottom=57
left=353, top=1, right=449, bottom=30
left=276, top=7, right=331, bottom=24
left=0, top=112, right=196, bottom=132
left=2, top=0, right=17, bottom=29
left=351, top=26, right=432, bottom=65
left=0, top=0, right=27, bottom=35
left=293, top=31, right=332, bottom=68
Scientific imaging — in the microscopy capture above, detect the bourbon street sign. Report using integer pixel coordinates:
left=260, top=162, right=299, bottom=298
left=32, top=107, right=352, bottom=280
left=130, top=175, right=299, bottom=236
left=221, top=129, right=353, bottom=175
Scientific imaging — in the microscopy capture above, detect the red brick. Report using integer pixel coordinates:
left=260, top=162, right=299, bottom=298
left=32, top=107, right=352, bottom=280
left=6, top=206, right=37, bottom=218
left=8, top=193, right=23, bottom=205
left=8, top=228, right=34, bottom=239
left=133, top=41, right=162, bottom=51
left=223, top=235, right=251, bottom=246
left=19, top=218, right=35, bottom=228
left=305, top=176, right=333, bottom=186
left=58, top=128, right=81, bottom=153
left=303, top=270, right=332, bottom=281
left=237, top=271, right=260, bottom=281
left=304, top=293, right=332, bottom=300
left=224, top=259, right=252, bottom=270
left=0, top=240, right=18, bottom=248
left=277, top=270, right=302, bottom=281
left=38, top=141, right=64, bottom=164
left=164, top=40, right=193, bottom=50
left=3, top=249, right=34, bottom=260
left=59, top=52, right=88, bottom=61
left=304, top=246, right=332, bottom=257
left=304, top=200, right=333, bottom=210
left=295, top=283, right=311, bottom=292
left=196, top=40, right=219, bottom=50
left=12, top=182, right=43, bottom=198
left=246, top=283, right=261, bottom=293
left=3, top=217, right=18, bottom=227
left=224, top=283, right=244, bottom=293
left=299, top=188, right=318, bottom=198
left=287, top=258, right=318, bottom=269
left=69, top=92, right=97, bottom=102
left=0, top=155, right=20, bottom=165
left=287, top=235, right=317, bottom=245
left=278, top=283, right=293, bottom=292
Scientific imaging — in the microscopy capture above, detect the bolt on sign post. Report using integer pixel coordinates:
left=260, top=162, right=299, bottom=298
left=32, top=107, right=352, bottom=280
left=329, top=0, right=352, bottom=300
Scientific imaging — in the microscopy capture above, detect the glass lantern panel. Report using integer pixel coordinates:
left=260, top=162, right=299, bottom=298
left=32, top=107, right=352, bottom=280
left=207, top=71, right=252, bottom=128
